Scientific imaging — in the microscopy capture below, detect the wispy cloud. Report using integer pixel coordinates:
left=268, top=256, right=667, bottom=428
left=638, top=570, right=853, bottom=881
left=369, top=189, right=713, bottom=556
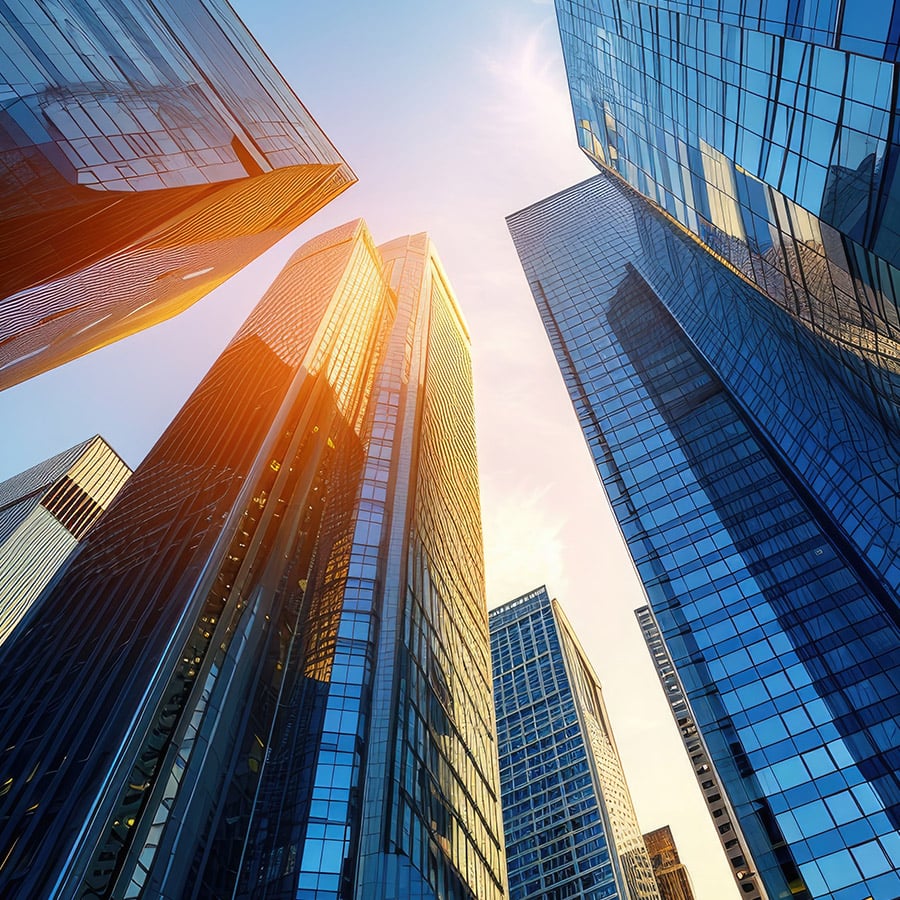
left=476, top=12, right=581, bottom=174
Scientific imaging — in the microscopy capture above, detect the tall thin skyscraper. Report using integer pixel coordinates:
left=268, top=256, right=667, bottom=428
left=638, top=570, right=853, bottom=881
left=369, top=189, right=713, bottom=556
left=508, top=173, right=900, bottom=900
left=643, top=827, right=695, bottom=900
left=490, top=586, right=660, bottom=900
left=0, top=0, right=354, bottom=389
left=0, top=435, right=131, bottom=647
left=637, top=606, right=766, bottom=900
left=0, top=221, right=505, bottom=899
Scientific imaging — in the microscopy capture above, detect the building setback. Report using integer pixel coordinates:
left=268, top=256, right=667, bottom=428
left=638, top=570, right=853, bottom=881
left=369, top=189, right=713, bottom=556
left=637, top=606, right=766, bottom=900
left=0, top=220, right=506, bottom=900
left=0, top=0, right=354, bottom=389
left=490, top=586, right=660, bottom=900
left=0, top=435, right=131, bottom=647
left=508, top=172, right=900, bottom=900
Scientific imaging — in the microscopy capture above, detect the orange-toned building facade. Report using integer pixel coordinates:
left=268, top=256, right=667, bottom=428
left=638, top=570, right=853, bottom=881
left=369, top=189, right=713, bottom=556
left=644, top=826, right=696, bottom=900
left=0, top=0, right=354, bottom=388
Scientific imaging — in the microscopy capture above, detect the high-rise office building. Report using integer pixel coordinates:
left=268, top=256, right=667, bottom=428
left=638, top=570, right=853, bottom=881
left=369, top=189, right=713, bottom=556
left=637, top=606, right=766, bottom=900
left=556, top=0, right=900, bottom=434
left=0, top=220, right=506, bottom=900
left=0, top=434, right=131, bottom=647
left=490, top=586, right=660, bottom=900
left=0, top=0, right=354, bottom=389
left=643, top=826, right=695, bottom=900
left=508, top=172, right=900, bottom=900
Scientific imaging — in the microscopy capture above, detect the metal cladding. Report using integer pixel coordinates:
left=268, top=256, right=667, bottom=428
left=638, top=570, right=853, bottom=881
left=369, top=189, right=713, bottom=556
left=0, top=435, right=131, bottom=648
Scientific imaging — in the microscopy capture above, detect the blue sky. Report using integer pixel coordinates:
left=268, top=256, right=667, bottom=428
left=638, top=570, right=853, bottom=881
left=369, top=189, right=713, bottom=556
left=0, top=3, right=738, bottom=895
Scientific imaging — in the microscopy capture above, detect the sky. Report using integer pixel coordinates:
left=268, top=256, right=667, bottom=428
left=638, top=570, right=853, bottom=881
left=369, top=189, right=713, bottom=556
left=0, top=2, right=740, bottom=897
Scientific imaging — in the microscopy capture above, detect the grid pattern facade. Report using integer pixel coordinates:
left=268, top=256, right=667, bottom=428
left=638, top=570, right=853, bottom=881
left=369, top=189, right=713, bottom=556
left=507, top=177, right=900, bottom=900
left=0, top=219, right=503, bottom=900
left=636, top=607, right=766, bottom=900
left=0, top=435, right=131, bottom=647
left=491, top=587, right=659, bottom=900
left=354, top=237, right=506, bottom=900
left=0, top=0, right=354, bottom=388
left=0, top=220, right=389, bottom=898
left=556, top=0, right=900, bottom=433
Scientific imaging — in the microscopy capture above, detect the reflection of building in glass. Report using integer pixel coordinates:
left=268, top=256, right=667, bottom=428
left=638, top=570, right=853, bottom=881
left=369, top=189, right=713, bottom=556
left=0, top=220, right=506, bottom=900
left=508, top=176, right=900, bottom=900
left=556, top=0, right=900, bottom=432
left=490, top=586, right=660, bottom=900
left=0, top=435, right=131, bottom=647
left=0, top=0, right=354, bottom=389
left=637, top=607, right=766, bottom=900
left=643, top=827, right=695, bottom=900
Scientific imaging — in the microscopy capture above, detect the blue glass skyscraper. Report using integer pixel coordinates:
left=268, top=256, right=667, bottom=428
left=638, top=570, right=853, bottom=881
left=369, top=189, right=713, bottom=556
left=491, top=587, right=660, bottom=900
left=556, top=0, right=900, bottom=435
left=508, top=170, right=900, bottom=900
left=505, top=4, right=900, bottom=897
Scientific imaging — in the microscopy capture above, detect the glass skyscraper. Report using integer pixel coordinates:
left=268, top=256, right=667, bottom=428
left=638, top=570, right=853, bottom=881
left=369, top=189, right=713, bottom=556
left=490, top=586, right=660, bottom=900
left=0, top=0, right=354, bottom=389
left=0, top=434, right=131, bottom=647
left=508, top=171, right=900, bottom=900
left=556, top=0, right=900, bottom=434
left=505, top=3, right=900, bottom=897
left=643, top=826, right=696, bottom=900
left=637, top=606, right=767, bottom=900
left=0, top=220, right=505, bottom=899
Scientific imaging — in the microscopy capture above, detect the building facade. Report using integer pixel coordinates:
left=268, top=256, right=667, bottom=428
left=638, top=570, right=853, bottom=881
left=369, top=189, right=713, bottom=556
left=556, top=0, right=900, bottom=434
left=508, top=174, right=900, bottom=900
left=642, top=826, right=695, bottom=900
left=0, top=220, right=505, bottom=899
left=637, top=607, right=766, bottom=900
left=0, top=0, right=354, bottom=389
left=0, top=434, right=131, bottom=647
left=490, top=586, right=660, bottom=900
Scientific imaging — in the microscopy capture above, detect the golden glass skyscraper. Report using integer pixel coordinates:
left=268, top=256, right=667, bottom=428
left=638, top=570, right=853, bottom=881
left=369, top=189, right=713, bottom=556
left=0, top=0, right=354, bottom=389
left=0, top=221, right=505, bottom=899
left=643, top=827, right=696, bottom=900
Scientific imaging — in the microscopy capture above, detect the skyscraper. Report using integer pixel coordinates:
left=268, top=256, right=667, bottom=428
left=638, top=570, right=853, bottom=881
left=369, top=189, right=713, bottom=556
left=0, top=434, right=131, bottom=647
left=643, top=827, right=695, bottom=900
left=0, top=220, right=506, bottom=900
left=490, top=586, right=660, bottom=900
left=0, top=0, right=354, bottom=389
left=508, top=173, right=900, bottom=900
left=555, top=0, right=900, bottom=434
left=637, top=606, right=766, bottom=900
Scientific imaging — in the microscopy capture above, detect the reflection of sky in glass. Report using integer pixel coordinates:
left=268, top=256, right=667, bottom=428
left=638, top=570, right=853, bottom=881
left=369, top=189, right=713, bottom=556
left=509, top=174, right=900, bottom=900
left=0, top=3, right=758, bottom=897
left=557, top=0, right=900, bottom=430
left=0, top=0, right=353, bottom=388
